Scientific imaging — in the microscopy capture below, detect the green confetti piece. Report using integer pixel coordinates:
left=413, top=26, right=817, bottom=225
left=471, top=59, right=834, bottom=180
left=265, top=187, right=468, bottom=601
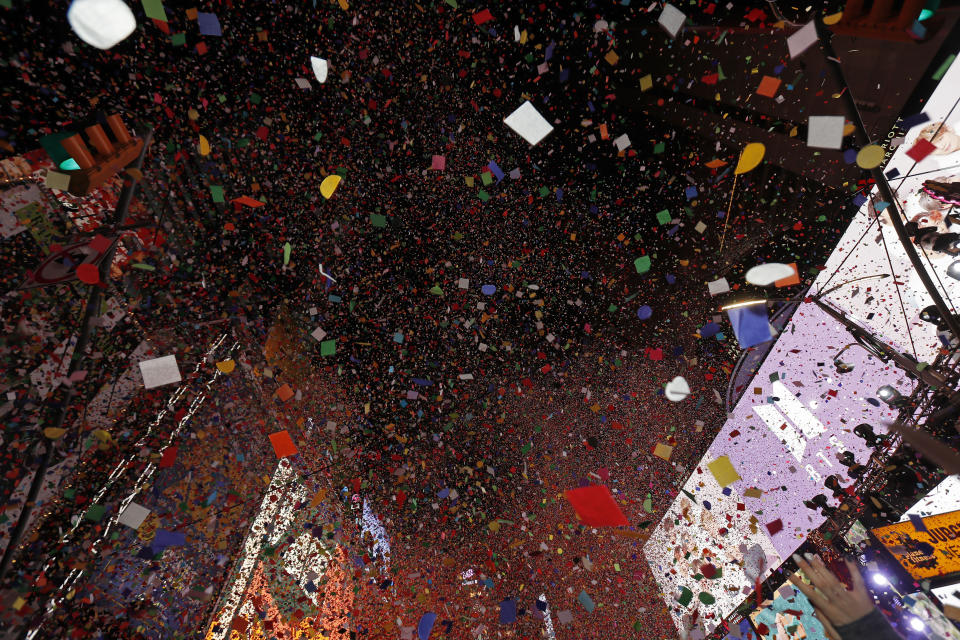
left=250, top=93, right=262, bottom=104
left=932, top=54, right=956, bottom=81
left=656, top=209, right=671, bottom=225
left=478, top=189, right=490, bottom=202
left=283, top=242, right=292, bottom=265
left=677, top=586, right=693, bottom=607
left=371, top=213, right=387, bottom=227
left=634, top=256, right=651, bottom=274
left=132, top=263, right=155, bottom=271
left=209, top=185, right=224, bottom=203
left=481, top=171, right=493, bottom=186
left=141, top=0, right=167, bottom=21
left=85, top=504, right=106, bottom=522
left=320, top=339, right=336, bottom=356
left=698, top=592, right=716, bottom=605
left=171, top=32, right=186, bottom=46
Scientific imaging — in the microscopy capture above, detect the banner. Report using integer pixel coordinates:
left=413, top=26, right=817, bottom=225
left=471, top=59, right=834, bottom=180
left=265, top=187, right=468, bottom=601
left=872, top=509, right=960, bottom=580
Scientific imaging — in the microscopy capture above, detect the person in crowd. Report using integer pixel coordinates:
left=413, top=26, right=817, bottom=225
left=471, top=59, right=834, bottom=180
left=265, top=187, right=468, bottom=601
left=789, top=553, right=902, bottom=640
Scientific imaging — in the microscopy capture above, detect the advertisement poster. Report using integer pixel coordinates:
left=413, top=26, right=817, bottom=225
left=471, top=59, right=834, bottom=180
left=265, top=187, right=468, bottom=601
left=749, top=576, right=828, bottom=640
left=204, top=460, right=356, bottom=640
left=817, top=56, right=960, bottom=364
left=903, top=591, right=960, bottom=639
left=872, top=509, right=960, bottom=580
left=644, top=51, right=960, bottom=637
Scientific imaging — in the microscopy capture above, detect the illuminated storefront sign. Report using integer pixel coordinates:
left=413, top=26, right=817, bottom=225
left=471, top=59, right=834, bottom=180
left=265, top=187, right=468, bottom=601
left=872, top=510, right=960, bottom=580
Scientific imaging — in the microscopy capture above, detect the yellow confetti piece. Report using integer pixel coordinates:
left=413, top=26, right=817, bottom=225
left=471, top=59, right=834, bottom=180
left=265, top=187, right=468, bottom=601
left=823, top=12, right=843, bottom=25
left=856, top=144, right=885, bottom=169
left=198, top=135, right=211, bottom=156
left=734, top=142, right=765, bottom=175
left=320, top=174, right=342, bottom=199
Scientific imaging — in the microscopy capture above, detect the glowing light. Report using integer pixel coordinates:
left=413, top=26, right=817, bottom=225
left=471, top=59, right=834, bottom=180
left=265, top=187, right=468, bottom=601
left=910, top=617, right=926, bottom=631
left=720, top=299, right=767, bottom=311
left=871, top=573, right=890, bottom=587
left=59, top=158, right=81, bottom=170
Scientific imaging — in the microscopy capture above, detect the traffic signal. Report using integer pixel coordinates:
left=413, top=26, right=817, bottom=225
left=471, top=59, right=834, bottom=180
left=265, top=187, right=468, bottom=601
left=42, top=114, right=143, bottom=196
left=830, top=0, right=928, bottom=41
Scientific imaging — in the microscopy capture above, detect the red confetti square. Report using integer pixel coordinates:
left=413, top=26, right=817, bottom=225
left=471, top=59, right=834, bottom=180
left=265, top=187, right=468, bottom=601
left=275, top=383, right=294, bottom=402
left=158, top=446, right=178, bottom=469
left=231, top=196, right=265, bottom=208
left=564, top=485, right=629, bottom=527
left=196, top=42, right=208, bottom=55
left=765, top=518, right=783, bottom=535
left=89, top=234, right=113, bottom=254
left=472, top=9, right=493, bottom=25
left=269, top=430, right=298, bottom=458
left=906, top=138, right=937, bottom=162
left=756, top=76, right=781, bottom=98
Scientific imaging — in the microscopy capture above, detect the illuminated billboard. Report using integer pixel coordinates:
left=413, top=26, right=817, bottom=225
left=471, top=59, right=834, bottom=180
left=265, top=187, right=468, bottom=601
left=749, top=576, right=829, bottom=640
left=644, top=51, right=960, bottom=637
left=643, top=303, right=909, bottom=635
left=872, top=509, right=960, bottom=580
left=205, top=460, right=355, bottom=640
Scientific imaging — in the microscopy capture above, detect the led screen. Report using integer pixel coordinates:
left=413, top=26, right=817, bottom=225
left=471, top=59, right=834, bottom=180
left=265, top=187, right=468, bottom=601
left=644, top=51, right=960, bottom=637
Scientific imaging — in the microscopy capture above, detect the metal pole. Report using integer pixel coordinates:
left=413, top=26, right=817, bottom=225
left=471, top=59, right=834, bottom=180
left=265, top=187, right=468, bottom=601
left=813, top=20, right=960, bottom=341
left=809, top=296, right=951, bottom=391
left=0, top=128, right=154, bottom=584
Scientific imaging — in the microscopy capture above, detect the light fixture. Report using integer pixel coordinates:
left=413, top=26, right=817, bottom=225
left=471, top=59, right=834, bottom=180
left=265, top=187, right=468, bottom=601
left=920, top=304, right=941, bottom=325
left=948, top=261, right=960, bottom=281
left=877, top=385, right=898, bottom=401
left=833, top=344, right=857, bottom=374
left=871, top=572, right=890, bottom=587
left=877, top=385, right=909, bottom=407
left=909, top=617, right=926, bottom=632
left=833, top=357, right=854, bottom=374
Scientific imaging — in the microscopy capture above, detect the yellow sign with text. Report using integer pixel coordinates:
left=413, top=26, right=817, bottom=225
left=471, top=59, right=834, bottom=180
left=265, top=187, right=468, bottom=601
left=872, top=509, right=960, bottom=580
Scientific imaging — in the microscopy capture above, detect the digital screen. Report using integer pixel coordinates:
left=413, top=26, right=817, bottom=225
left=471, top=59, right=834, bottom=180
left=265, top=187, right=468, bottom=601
left=872, top=509, right=960, bottom=580
left=903, top=591, right=960, bottom=639
left=902, top=476, right=960, bottom=521
left=644, top=52, right=960, bottom=637
left=749, top=576, right=829, bottom=640
left=204, top=460, right=358, bottom=640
